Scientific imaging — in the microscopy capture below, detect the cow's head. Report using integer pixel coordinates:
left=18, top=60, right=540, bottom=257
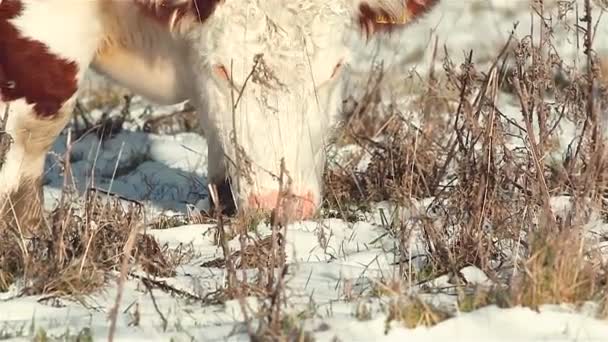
left=144, top=0, right=439, bottom=221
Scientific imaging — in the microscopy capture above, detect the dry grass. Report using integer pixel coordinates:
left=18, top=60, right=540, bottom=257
left=0, top=94, right=184, bottom=298
left=0, top=106, right=11, bottom=171
left=322, top=0, right=608, bottom=326
left=386, top=296, right=452, bottom=330
left=0, top=190, right=175, bottom=296
left=511, top=225, right=606, bottom=309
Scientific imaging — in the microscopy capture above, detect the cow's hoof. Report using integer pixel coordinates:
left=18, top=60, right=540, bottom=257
left=0, top=179, right=44, bottom=236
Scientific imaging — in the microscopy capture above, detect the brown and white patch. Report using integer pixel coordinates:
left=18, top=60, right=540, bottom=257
left=0, top=0, right=79, bottom=117
left=357, top=0, right=440, bottom=39
left=134, top=0, right=223, bottom=31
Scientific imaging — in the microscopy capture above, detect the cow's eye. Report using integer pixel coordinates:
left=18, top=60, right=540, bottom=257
left=331, top=60, right=343, bottom=78
left=213, top=64, right=230, bottom=81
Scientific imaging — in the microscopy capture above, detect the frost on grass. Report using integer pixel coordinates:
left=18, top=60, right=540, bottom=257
left=2, top=0, right=608, bottom=341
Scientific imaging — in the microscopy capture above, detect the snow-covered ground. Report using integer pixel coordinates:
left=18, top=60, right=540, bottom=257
left=3, top=1, right=608, bottom=341
left=2, top=217, right=608, bottom=341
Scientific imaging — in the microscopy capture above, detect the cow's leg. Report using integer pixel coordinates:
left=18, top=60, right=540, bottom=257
left=0, top=0, right=103, bottom=232
left=0, top=100, right=74, bottom=232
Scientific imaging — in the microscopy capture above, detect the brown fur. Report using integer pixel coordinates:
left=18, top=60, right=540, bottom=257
left=357, top=0, right=440, bottom=39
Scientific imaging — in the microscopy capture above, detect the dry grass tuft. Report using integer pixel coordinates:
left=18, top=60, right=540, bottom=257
left=0, top=190, right=174, bottom=296
left=202, top=235, right=280, bottom=270
left=324, top=120, right=445, bottom=210
left=511, top=223, right=608, bottom=309
left=386, top=296, right=451, bottom=330
left=457, top=285, right=512, bottom=313
left=199, top=162, right=296, bottom=339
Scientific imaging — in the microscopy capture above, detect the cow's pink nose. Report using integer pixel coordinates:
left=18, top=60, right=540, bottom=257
left=248, top=191, right=316, bottom=222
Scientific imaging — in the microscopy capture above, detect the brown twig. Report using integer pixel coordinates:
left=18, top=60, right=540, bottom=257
left=107, top=222, right=141, bottom=342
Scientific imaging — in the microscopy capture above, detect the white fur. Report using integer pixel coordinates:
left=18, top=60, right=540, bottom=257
left=0, top=99, right=74, bottom=193
left=176, top=0, right=429, bottom=207
left=0, top=101, right=42, bottom=193
left=184, top=0, right=354, bottom=204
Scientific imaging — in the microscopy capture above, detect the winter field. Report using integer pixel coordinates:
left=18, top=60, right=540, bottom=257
left=2, top=0, right=608, bottom=341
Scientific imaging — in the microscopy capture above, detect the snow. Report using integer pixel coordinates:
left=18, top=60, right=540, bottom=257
left=3, top=220, right=608, bottom=341
left=3, top=0, right=608, bottom=341
left=314, top=306, right=608, bottom=342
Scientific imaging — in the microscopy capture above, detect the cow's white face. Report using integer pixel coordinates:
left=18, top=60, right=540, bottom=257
left=173, top=0, right=438, bottom=220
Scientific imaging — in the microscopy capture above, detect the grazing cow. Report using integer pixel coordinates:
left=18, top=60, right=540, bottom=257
left=0, top=0, right=439, bottom=230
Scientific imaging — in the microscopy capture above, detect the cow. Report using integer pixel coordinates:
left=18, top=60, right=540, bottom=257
left=0, top=0, right=439, bottom=231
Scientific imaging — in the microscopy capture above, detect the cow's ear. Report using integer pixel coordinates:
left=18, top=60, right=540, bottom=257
left=135, top=0, right=223, bottom=31
left=354, top=0, right=439, bottom=40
